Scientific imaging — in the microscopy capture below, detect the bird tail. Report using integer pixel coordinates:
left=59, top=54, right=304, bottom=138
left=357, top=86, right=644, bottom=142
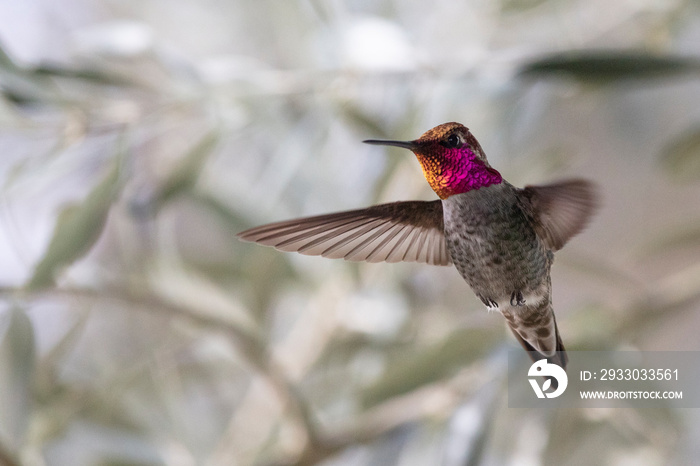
left=511, top=322, right=568, bottom=369
left=507, top=303, right=568, bottom=370
left=509, top=310, right=567, bottom=392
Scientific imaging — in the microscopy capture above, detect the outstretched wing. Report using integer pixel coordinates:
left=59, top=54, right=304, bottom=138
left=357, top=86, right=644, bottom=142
left=237, top=200, right=451, bottom=265
left=519, top=179, right=599, bottom=251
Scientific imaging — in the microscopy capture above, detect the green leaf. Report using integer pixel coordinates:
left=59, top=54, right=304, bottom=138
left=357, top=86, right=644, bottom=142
left=0, top=307, right=36, bottom=451
left=36, top=311, right=90, bottom=390
left=135, top=131, right=220, bottom=216
left=518, top=51, right=700, bottom=82
left=0, top=44, right=21, bottom=73
left=155, top=131, right=219, bottom=205
left=360, top=327, right=499, bottom=408
left=640, top=222, right=700, bottom=257
left=340, top=105, right=390, bottom=140
left=660, top=127, right=700, bottom=182
left=189, top=191, right=249, bottom=234
left=26, top=157, right=123, bottom=290
left=500, top=0, right=548, bottom=12
left=0, top=43, right=60, bottom=107
left=33, top=63, right=136, bottom=87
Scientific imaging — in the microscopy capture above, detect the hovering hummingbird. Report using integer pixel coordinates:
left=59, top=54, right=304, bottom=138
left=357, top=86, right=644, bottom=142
left=238, top=122, right=598, bottom=369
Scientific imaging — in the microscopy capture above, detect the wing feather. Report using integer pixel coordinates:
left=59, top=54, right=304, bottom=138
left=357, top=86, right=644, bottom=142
left=519, top=179, right=599, bottom=251
left=238, top=200, right=451, bottom=266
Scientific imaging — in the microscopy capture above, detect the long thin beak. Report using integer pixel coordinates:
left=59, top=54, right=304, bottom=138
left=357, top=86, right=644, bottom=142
left=363, top=139, right=417, bottom=151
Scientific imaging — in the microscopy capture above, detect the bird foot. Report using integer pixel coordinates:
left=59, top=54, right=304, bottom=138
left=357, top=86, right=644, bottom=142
left=510, top=290, right=525, bottom=307
left=479, top=295, right=499, bottom=310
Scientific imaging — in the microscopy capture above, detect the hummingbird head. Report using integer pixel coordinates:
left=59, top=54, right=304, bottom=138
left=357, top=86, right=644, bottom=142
left=364, top=122, right=502, bottom=199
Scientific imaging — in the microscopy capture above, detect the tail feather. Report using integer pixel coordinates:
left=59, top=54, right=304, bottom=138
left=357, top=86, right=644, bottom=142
left=505, top=302, right=568, bottom=370
left=510, top=320, right=567, bottom=391
left=510, top=323, right=567, bottom=369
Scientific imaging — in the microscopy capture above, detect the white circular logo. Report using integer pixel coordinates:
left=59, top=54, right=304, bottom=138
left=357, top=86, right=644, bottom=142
left=528, top=359, right=568, bottom=398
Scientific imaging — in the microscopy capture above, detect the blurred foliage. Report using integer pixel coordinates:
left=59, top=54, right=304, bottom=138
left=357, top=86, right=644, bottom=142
left=27, top=153, right=124, bottom=290
left=518, top=51, right=700, bottom=82
left=1, top=1, right=700, bottom=466
left=660, top=126, right=700, bottom=182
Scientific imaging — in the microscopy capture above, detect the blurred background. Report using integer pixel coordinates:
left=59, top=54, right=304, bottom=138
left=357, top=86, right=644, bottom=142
left=1, top=0, right=700, bottom=465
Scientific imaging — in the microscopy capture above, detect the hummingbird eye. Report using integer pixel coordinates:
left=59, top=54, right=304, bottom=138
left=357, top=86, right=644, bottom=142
left=443, top=133, right=463, bottom=149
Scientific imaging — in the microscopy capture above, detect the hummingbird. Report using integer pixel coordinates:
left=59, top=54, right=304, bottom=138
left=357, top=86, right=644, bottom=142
left=237, top=122, right=598, bottom=369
